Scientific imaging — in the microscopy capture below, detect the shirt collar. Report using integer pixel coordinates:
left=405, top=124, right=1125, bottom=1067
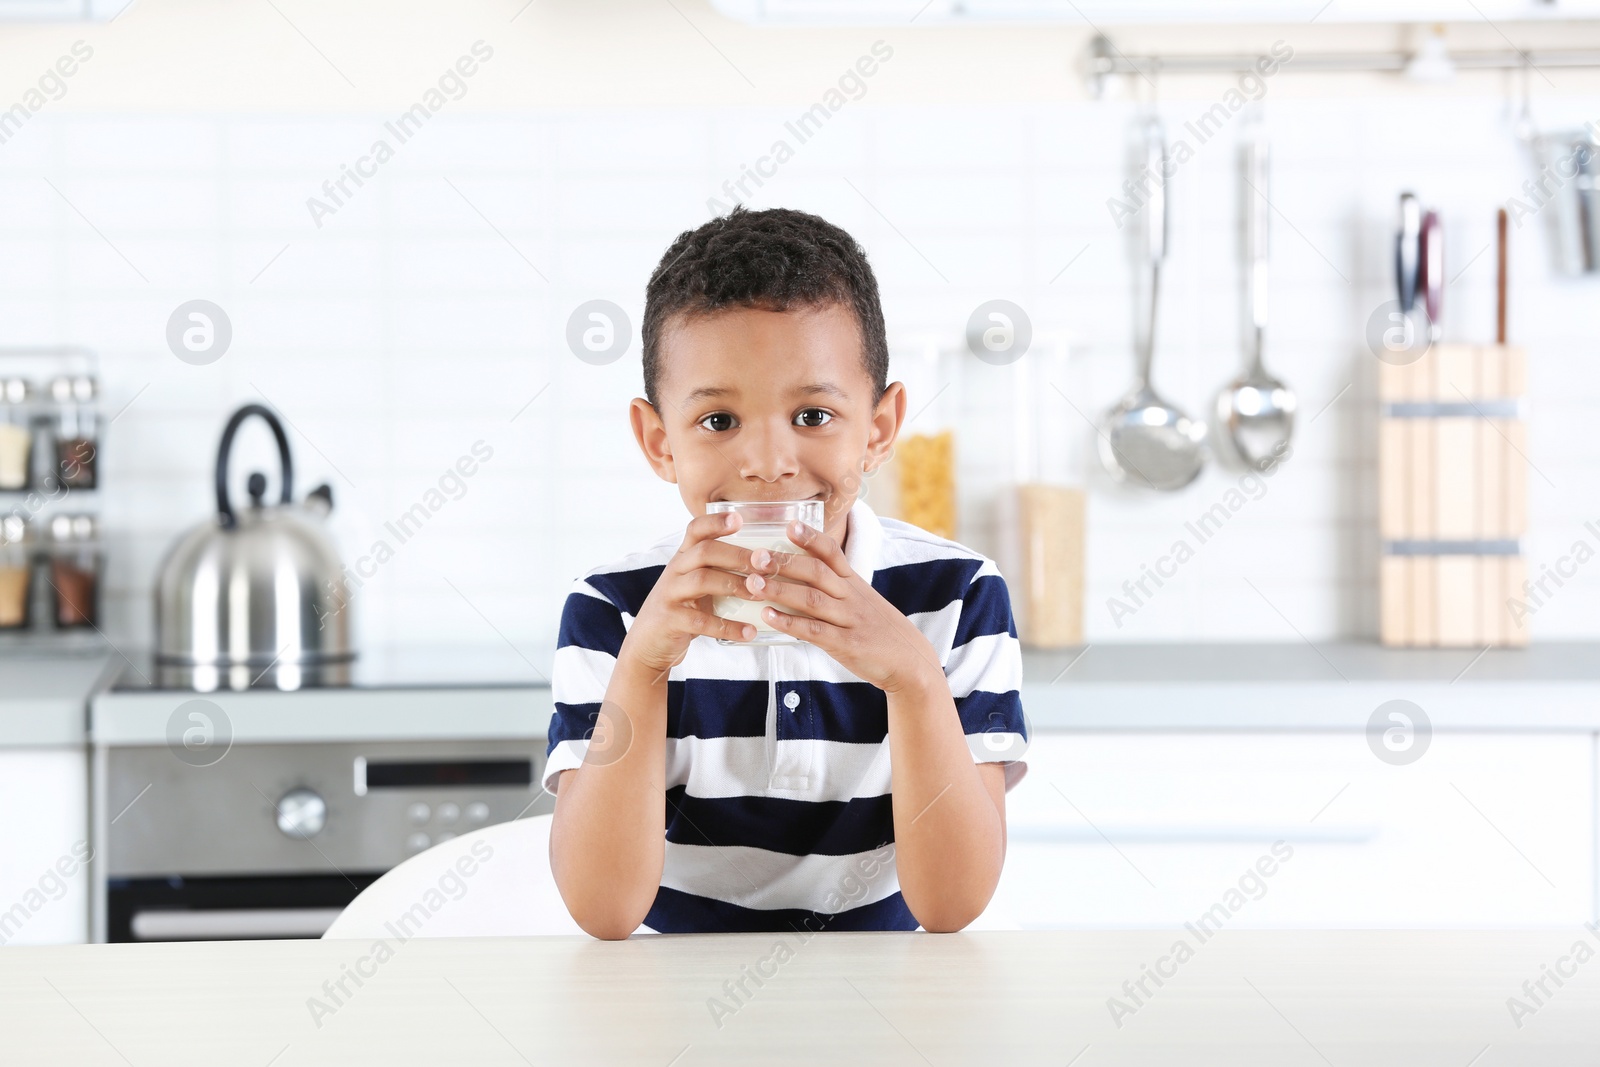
left=842, top=495, right=882, bottom=588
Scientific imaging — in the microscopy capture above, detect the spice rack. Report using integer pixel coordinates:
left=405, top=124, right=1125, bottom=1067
left=0, top=348, right=105, bottom=649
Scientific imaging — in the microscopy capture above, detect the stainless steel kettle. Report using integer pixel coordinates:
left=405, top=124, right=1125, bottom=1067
left=154, top=404, right=353, bottom=675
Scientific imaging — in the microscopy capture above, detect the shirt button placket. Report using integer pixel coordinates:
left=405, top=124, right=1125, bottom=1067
left=770, top=647, right=811, bottom=791
left=763, top=644, right=778, bottom=784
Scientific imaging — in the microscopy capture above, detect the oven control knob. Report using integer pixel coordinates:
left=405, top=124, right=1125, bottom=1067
left=275, top=788, right=327, bottom=839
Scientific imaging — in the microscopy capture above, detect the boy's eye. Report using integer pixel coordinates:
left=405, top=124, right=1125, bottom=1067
left=795, top=408, right=832, bottom=428
left=698, top=412, right=736, bottom=432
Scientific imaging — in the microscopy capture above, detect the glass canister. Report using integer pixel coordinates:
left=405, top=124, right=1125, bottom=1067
left=997, top=336, right=1086, bottom=648
left=0, top=516, right=32, bottom=630
left=48, top=513, right=101, bottom=629
left=50, top=375, right=98, bottom=490
left=0, top=378, right=33, bottom=491
left=884, top=339, right=961, bottom=540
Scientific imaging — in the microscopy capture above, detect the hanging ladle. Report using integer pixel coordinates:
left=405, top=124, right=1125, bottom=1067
left=1098, top=116, right=1207, bottom=491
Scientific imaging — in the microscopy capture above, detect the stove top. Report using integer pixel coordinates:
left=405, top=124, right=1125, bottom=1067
left=108, top=644, right=553, bottom=694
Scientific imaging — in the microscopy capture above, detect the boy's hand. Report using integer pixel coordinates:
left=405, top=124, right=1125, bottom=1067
left=619, top=512, right=762, bottom=676
left=744, top=520, right=944, bottom=696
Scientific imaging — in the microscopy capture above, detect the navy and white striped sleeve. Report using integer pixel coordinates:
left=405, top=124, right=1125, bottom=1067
left=945, top=559, right=1029, bottom=791
left=542, top=576, right=628, bottom=795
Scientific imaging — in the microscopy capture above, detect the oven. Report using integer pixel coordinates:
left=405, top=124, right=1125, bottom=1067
left=91, top=670, right=553, bottom=943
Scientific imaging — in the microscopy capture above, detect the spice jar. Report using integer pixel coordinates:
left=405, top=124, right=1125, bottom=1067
left=50, top=376, right=98, bottom=490
left=0, top=516, right=32, bottom=630
left=48, top=513, right=100, bottom=629
left=0, top=378, right=33, bottom=491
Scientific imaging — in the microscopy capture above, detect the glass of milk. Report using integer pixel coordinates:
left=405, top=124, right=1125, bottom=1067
left=704, top=498, right=825, bottom=645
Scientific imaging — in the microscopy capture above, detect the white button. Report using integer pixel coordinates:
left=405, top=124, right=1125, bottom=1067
left=436, top=802, right=460, bottom=824
left=465, top=802, right=490, bottom=823
left=404, top=832, right=430, bottom=852
left=406, top=802, right=430, bottom=825
left=783, top=691, right=800, bottom=709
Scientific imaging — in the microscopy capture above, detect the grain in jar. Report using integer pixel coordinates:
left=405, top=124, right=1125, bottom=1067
left=896, top=430, right=956, bottom=540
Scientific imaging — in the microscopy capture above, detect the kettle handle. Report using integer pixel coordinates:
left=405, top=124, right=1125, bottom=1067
left=216, top=403, right=294, bottom=529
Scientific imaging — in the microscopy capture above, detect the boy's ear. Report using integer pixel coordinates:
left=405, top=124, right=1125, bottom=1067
left=630, top=397, right=679, bottom=484
left=864, top=381, right=906, bottom=473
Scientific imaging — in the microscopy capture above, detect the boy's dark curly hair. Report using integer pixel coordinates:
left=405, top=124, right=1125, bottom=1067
left=641, top=206, right=889, bottom=414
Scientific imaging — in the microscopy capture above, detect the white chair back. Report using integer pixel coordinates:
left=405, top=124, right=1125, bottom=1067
left=324, top=813, right=631, bottom=939
left=323, top=811, right=1019, bottom=938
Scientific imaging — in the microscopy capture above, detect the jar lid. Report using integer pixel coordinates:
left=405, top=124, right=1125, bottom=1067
left=48, top=376, right=97, bottom=403
left=0, top=515, right=27, bottom=544
left=49, top=514, right=97, bottom=542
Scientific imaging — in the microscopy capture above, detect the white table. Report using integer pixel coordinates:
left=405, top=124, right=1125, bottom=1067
left=2, top=930, right=1596, bottom=1064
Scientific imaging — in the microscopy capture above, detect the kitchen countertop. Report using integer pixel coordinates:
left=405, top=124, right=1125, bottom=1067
left=1, top=930, right=1593, bottom=1063
left=1018, top=642, right=1600, bottom=731
left=1023, top=641, right=1600, bottom=684
left=0, top=646, right=118, bottom=747
left=9, top=641, right=1600, bottom=748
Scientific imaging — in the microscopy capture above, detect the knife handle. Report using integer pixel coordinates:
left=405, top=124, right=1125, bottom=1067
left=1496, top=207, right=1508, bottom=345
left=1396, top=193, right=1421, bottom=314
left=1420, top=209, right=1443, bottom=340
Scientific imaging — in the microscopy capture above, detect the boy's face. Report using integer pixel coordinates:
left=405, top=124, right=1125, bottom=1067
left=630, top=302, right=904, bottom=549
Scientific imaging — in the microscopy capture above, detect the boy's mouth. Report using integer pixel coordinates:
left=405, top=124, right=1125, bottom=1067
left=711, top=491, right=828, bottom=502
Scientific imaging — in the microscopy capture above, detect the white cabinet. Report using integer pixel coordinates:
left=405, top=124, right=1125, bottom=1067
left=993, top=733, right=1596, bottom=929
left=0, top=748, right=89, bottom=945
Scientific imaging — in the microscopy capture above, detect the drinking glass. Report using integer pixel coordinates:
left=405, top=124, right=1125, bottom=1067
left=705, top=499, right=824, bottom=646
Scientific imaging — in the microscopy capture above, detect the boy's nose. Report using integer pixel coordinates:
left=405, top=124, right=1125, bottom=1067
left=735, top=422, right=801, bottom=484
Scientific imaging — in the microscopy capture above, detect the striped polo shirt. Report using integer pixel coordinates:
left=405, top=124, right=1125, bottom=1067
left=542, top=495, right=1029, bottom=933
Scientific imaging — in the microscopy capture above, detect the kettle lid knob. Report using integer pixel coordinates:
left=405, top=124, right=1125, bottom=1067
left=247, top=472, right=268, bottom=507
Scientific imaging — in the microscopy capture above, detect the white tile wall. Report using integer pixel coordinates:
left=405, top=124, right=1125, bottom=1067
left=1, top=94, right=1596, bottom=652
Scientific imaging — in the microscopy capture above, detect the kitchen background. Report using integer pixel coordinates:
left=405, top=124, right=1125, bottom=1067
left=4, top=1, right=1600, bottom=948
left=4, top=2, right=1598, bottom=651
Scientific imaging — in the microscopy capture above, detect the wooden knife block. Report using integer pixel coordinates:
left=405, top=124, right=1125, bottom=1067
left=1378, top=343, right=1528, bottom=647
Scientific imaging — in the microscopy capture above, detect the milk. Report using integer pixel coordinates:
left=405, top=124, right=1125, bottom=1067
left=711, top=528, right=803, bottom=640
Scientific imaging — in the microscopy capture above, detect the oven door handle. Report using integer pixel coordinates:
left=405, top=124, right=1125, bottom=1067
left=129, top=907, right=347, bottom=941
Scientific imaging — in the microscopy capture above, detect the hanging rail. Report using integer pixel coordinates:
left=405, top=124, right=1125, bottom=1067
left=1083, top=34, right=1600, bottom=96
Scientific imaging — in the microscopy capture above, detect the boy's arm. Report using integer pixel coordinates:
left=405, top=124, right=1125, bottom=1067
left=546, top=513, right=761, bottom=939
left=741, top=525, right=1026, bottom=932
left=548, top=653, right=671, bottom=940
left=885, top=668, right=1008, bottom=933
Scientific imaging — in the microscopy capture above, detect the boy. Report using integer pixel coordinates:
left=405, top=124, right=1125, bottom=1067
left=544, top=206, right=1028, bottom=938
